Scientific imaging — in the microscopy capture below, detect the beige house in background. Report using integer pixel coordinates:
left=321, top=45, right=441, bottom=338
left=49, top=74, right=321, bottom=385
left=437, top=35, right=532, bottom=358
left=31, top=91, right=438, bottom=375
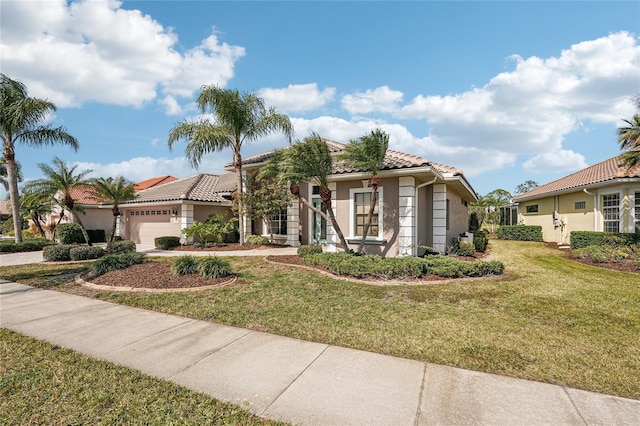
left=513, top=155, right=640, bottom=244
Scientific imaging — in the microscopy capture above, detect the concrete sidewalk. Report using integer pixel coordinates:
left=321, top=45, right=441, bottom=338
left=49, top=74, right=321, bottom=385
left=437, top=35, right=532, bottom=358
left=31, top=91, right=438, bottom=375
left=1, top=281, right=638, bottom=425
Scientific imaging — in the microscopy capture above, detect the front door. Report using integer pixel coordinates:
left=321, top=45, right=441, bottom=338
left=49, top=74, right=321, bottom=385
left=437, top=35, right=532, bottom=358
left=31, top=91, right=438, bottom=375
left=312, top=198, right=327, bottom=244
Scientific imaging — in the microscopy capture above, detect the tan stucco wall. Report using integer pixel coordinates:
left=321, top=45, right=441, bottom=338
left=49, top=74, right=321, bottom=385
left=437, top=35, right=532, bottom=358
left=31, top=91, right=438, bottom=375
left=77, top=207, right=114, bottom=236
left=194, top=205, right=233, bottom=222
left=446, top=189, right=470, bottom=246
left=416, top=185, right=432, bottom=255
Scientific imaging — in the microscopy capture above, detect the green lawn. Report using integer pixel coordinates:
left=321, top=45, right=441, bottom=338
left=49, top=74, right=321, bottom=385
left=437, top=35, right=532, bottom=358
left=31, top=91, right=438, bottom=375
left=1, top=239, right=639, bottom=400
left=0, top=329, right=283, bottom=425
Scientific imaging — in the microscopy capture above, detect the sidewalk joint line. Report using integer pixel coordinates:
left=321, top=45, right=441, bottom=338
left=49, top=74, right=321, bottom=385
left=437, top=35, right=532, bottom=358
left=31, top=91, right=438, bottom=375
left=414, top=363, right=428, bottom=426
left=563, top=387, right=589, bottom=425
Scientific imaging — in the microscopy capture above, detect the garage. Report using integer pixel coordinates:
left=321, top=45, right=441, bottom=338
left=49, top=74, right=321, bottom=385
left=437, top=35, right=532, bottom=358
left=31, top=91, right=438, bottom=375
left=126, top=208, right=181, bottom=245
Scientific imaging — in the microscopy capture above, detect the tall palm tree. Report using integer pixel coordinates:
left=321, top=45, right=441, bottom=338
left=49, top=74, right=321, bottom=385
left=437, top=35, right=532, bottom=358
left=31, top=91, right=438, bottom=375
left=19, top=186, right=53, bottom=239
left=267, top=133, right=350, bottom=252
left=90, top=176, right=137, bottom=242
left=617, top=96, right=640, bottom=169
left=26, top=157, right=93, bottom=245
left=1, top=157, right=22, bottom=190
left=339, top=128, right=389, bottom=254
left=0, top=74, right=79, bottom=242
left=167, top=86, right=293, bottom=245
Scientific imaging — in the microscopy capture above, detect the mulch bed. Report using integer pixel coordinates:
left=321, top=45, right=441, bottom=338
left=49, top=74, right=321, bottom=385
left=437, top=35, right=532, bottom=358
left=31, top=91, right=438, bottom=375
left=84, top=262, right=231, bottom=289
left=544, top=242, right=639, bottom=274
left=171, top=243, right=289, bottom=252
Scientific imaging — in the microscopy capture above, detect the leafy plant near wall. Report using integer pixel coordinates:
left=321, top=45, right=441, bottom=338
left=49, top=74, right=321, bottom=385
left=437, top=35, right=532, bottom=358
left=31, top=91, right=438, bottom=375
left=570, top=231, right=639, bottom=249
left=497, top=225, right=543, bottom=242
left=182, top=213, right=237, bottom=246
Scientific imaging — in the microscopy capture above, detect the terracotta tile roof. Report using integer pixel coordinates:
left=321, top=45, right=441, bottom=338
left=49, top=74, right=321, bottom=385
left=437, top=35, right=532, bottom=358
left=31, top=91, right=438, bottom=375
left=513, top=155, right=640, bottom=201
left=238, top=139, right=462, bottom=176
left=134, top=175, right=178, bottom=191
left=69, top=185, right=100, bottom=205
left=121, top=173, right=236, bottom=205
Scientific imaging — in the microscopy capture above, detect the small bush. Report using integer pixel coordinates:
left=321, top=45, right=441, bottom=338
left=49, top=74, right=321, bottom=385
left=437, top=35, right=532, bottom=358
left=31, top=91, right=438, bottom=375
left=87, top=229, right=106, bottom=243
left=89, top=252, right=146, bottom=277
left=570, top=231, right=639, bottom=249
left=43, top=244, right=75, bottom=262
left=297, top=244, right=323, bottom=257
left=106, top=240, right=137, bottom=254
left=497, top=225, right=542, bottom=242
left=70, top=246, right=106, bottom=261
left=0, top=239, right=54, bottom=253
left=197, top=256, right=232, bottom=279
left=154, top=236, right=181, bottom=249
left=468, top=212, right=480, bottom=233
left=473, top=230, right=489, bottom=253
left=56, top=223, right=86, bottom=244
left=457, top=241, right=476, bottom=257
left=245, top=235, right=270, bottom=245
left=171, top=256, right=200, bottom=276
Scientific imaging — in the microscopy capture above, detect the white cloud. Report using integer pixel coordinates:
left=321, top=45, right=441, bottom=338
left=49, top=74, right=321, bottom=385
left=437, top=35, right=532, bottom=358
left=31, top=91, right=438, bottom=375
left=159, top=96, right=182, bottom=116
left=523, top=150, right=588, bottom=174
left=341, top=86, right=404, bottom=115
left=258, top=83, right=336, bottom=113
left=0, top=0, right=244, bottom=109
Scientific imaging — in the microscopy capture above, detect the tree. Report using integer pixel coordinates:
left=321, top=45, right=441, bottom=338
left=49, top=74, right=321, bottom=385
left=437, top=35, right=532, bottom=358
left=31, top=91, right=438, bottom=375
left=338, top=128, right=389, bottom=254
left=514, top=180, right=538, bottom=195
left=26, top=157, right=93, bottom=245
left=261, top=133, right=351, bottom=252
left=477, top=189, right=513, bottom=232
left=90, top=176, right=137, bottom=242
left=617, top=95, right=640, bottom=169
left=242, top=170, right=291, bottom=243
left=1, top=157, right=22, bottom=191
left=167, top=86, right=293, bottom=245
left=0, top=74, right=79, bottom=242
left=20, top=186, right=54, bottom=239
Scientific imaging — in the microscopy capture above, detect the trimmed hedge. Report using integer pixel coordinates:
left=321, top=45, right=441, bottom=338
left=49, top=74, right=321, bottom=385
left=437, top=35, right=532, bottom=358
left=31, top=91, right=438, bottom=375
left=43, top=244, right=75, bottom=262
left=89, top=252, right=146, bottom=277
left=473, top=230, right=489, bottom=253
left=570, top=231, right=640, bottom=249
left=56, top=223, right=86, bottom=244
left=245, top=235, right=269, bottom=245
left=70, top=246, right=106, bottom=261
left=497, top=225, right=543, bottom=242
left=155, top=236, right=181, bottom=249
left=297, top=244, right=323, bottom=257
left=106, top=240, right=137, bottom=254
left=0, top=239, right=54, bottom=253
left=87, top=229, right=106, bottom=243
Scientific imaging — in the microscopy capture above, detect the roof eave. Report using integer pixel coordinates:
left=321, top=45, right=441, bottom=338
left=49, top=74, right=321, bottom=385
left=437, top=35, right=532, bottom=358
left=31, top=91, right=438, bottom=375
left=513, top=177, right=640, bottom=202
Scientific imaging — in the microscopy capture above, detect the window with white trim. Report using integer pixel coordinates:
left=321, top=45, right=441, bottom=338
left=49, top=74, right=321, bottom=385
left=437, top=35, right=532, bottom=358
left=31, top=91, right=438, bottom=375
left=602, top=194, right=620, bottom=233
left=350, top=188, right=383, bottom=239
left=270, top=208, right=287, bottom=236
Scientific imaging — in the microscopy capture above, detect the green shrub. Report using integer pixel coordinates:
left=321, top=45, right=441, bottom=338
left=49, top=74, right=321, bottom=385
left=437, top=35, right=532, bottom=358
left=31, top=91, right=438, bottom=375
left=154, top=236, right=181, bottom=249
left=458, top=241, right=476, bottom=257
left=171, top=256, right=200, bottom=276
left=0, top=239, right=54, bottom=253
left=106, top=240, right=137, bottom=254
left=197, top=256, right=232, bottom=279
left=69, top=246, right=106, bottom=261
left=473, top=230, right=489, bottom=253
left=468, top=212, right=480, bottom=233
left=43, top=244, right=75, bottom=262
left=497, top=225, right=542, bottom=242
left=55, top=223, right=86, bottom=244
left=297, top=244, right=323, bottom=257
left=86, top=229, right=106, bottom=243
left=570, top=231, right=639, bottom=249
left=89, top=252, right=146, bottom=277
left=245, top=234, right=270, bottom=245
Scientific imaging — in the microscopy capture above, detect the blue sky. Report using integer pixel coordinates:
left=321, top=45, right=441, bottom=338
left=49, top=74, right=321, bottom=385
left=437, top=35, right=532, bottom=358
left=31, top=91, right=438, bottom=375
left=1, top=0, right=639, bottom=199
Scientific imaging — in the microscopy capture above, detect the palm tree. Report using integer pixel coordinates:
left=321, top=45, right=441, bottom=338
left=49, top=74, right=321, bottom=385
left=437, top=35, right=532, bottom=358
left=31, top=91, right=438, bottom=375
left=20, top=186, right=54, bottom=239
left=1, top=74, right=79, bottom=242
left=1, top=157, right=22, bottom=191
left=90, top=176, right=137, bottom=242
left=339, top=128, right=389, bottom=254
left=26, top=157, right=93, bottom=245
left=167, top=86, right=293, bottom=245
left=617, top=95, right=640, bottom=169
left=264, top=133, right=350, bottom=252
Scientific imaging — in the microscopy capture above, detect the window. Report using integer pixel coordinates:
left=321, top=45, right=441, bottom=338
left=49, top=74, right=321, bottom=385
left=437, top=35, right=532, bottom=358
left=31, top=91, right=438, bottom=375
left=574, top=201, right=585, bottom=210
left=352, top=190, right=380, bottom=238
left=602, top=194, right=619, bottom=233
left=270, top=208, right=287, bottom=236
left=526, top=205, right=538, bottom=214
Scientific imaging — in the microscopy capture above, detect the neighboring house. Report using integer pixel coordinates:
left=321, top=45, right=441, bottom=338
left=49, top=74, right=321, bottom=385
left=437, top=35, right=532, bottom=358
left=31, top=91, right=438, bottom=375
left=0, top=200, right=11, bottom=233
left=512, top=155, right=640, bottom=244
left=134, top=175, right=178, bottom=191
left=239, top=140, right=478, bottom=256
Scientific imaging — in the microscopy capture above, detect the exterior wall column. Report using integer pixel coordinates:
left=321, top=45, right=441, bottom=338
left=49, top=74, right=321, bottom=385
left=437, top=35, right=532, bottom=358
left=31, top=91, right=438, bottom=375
left=432, top=184, right=448, bottom=253
left=398, top=176, right=416, bottom=256
left=286, top=199, right=300, bottom=247
left=325, top=182, right=337, bottom=253
left=180, top=204, right=194, bottom=243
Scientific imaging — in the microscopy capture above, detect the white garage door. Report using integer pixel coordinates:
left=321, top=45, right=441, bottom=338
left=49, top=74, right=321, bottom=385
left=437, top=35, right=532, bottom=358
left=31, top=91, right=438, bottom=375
left=127, top=209, right=181, bottom=245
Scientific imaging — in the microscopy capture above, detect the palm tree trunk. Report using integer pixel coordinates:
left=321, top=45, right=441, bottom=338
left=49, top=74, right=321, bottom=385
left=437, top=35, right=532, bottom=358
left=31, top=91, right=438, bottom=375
left=33, top=214, right=47, bottom=239
left=5, top=156, right=22, bottom=243
left=110, top=208, right=119, bottom=243
left=357, top=185, right=378, bottom=254
left=234, top=147, right=245, bottom=245
left=69, top=210, right=92, bottom=246
left=319, top=187, right=350, bottom=253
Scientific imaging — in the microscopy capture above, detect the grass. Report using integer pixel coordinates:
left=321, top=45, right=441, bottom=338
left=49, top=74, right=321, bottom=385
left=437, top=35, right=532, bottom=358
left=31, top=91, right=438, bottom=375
left=0, top=329, right=283, bottom=425
left=1, top=239, right=639, bottom=400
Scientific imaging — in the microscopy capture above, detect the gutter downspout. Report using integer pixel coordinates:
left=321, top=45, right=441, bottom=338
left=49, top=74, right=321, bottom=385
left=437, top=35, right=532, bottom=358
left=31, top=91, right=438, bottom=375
left=583, top=188, right=597, bottom=231
left=414, top=176, right=438, bottom=256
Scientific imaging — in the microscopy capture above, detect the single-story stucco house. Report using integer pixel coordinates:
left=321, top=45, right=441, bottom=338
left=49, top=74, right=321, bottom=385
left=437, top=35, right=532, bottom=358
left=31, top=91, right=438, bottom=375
left=512, top=155, right=640, bottom=244
left=49, top=139, right=478, bottom=256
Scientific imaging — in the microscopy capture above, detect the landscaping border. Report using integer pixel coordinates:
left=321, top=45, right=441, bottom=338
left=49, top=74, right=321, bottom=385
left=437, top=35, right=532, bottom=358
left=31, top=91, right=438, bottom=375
left=75, top=274, right=237, bottom=293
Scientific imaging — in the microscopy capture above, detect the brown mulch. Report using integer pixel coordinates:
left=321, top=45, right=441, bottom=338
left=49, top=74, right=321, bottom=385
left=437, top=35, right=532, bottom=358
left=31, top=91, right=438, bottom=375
left=171, top=243, right=289, bottom=252
left=544, top=242, right=639, bottom=274
left=84, top=262, right=231, bottom=289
